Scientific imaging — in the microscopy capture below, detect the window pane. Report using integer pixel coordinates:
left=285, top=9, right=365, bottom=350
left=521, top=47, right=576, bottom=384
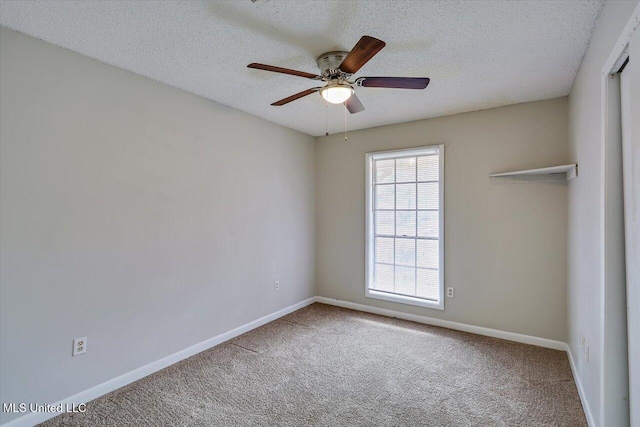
left=394, top=238, right=415, bottom=267
left=418, top=155, right=439, bottom=181
left=375, top=184, right=394, bottom=209
left=395, top=157, right=416, bottom=183
left=396, top=211, right=416, bottom=237
left=375, top=237, right=394, bottom=264
left=417, top=269, right=439, bottom=300
left=375, top=211, right=394, bottom=235
left=417, top=182, right=438, bottom=210
left=396, top=184, right=416, bottom=209
left=395, top=266, right=415, bottom=295
left=417, top=211, right=439, bottom=238
left=417, top=239, right=439, bottom=269
left=375, top=263, right=394, bottom=292
left=375, top=159, right=395, bottom=184
left=368, top=149, right=442, bottom=304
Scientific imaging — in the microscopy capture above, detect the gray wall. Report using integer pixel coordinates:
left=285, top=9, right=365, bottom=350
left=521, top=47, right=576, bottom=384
left=315, top=98, right=569, bottom=342
left=0, top=27, right=315, bottom=424
left=567, top=1, right=639, bottom=425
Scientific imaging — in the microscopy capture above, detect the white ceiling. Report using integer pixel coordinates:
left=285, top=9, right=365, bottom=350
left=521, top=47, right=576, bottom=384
left=0, top=0, right=604, bottom=137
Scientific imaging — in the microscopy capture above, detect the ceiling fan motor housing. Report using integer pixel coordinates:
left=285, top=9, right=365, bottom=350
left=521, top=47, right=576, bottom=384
left=316, top=51, right=351, bottom=79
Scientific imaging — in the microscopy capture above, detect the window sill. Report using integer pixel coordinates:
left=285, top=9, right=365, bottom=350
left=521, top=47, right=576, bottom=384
left=365, top=289, right=444, bottom=310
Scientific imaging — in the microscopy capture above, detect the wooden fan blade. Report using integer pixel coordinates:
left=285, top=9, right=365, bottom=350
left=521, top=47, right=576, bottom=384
left=339, top=36, right=386, bottom=74
left=248, top=63, right=320, bottom=80
left=345, top=93, right=365, bottom=114
left=271, top=88, right=321, bottom=106
left=357, top=77, right=430, bottom=89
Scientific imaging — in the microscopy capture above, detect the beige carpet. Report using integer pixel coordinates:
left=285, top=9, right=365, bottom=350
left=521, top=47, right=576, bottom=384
left=40, top=303, right=586, bottom=426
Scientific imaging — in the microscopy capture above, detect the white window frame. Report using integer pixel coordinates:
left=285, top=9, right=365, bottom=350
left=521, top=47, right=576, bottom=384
left=365, top=144, right=445, bottom=310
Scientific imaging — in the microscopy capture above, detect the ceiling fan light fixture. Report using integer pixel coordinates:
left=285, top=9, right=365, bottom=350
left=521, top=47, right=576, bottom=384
left=320, top=83, right=354, bottom=104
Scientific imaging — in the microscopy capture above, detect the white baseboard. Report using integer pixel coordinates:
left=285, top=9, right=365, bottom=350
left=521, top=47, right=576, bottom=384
left=566, top=345, right=596, bottom=427
left=315, top=296, right=567, bottom=351
left=0, top=297, right=316, bottom=427
left=2, top=295, right=584, bottom=427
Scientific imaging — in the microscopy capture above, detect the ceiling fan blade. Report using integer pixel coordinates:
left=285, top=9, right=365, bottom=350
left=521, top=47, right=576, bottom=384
left=356, top=77, right=430, bottom=89
left=339, top=36, right=386, bottom=74
left=248, top=63, right=321, bottom=80
left=345, top=93, right=365, bottom=114
left=271, top=88, right=321, bottom=106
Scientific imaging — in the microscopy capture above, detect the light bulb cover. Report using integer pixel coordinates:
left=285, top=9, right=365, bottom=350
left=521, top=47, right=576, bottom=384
left=320, top=83, right=354, bottom=104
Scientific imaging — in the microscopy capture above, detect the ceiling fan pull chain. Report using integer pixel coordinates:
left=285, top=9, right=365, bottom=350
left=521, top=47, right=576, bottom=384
left=326, top=101, right=329, bottom=137
left=344, top=103, right=348, bottom=141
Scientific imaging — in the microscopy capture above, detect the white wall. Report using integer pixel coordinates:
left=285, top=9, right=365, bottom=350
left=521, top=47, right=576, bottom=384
left=316, top=98, right=569, bottom=342
left=0, top=27, right=315, bottom=425
left=567, top=1, right=639, bottom=425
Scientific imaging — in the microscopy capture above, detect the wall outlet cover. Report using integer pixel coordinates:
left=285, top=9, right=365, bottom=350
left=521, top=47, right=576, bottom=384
left=73, top=337, right=87, bottom=356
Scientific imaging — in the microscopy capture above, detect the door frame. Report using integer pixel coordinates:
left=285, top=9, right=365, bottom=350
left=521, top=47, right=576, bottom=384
left=599, top=4, right=640, bottom=427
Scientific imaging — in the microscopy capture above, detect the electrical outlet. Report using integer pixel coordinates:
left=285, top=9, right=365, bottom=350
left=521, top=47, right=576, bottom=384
left=73, top=337, right=87, bottom=356
left=274, top=281, right=280, bottom=291
left=446, top=287, right=454, bottom=298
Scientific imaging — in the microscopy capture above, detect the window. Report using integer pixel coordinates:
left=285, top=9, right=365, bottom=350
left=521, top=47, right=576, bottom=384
left=365, top=145, right=444, bottom=310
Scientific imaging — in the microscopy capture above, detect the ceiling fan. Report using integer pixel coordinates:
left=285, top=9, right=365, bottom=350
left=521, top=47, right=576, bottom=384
left=247, top=36, right=430, bottom=114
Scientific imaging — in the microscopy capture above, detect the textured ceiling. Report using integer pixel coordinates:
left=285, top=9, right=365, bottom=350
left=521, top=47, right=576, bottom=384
left=0, top=0, right=603, bottom=137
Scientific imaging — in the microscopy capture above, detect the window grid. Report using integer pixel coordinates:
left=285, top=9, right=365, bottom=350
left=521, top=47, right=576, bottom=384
left=414, top=157, right=418, bottom=296
left=375, top=261, right=439, bottom=271
left=372, top=153, right=440, bottom=302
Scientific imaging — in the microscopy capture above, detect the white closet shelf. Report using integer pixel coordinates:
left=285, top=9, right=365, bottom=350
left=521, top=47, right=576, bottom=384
left=489, top=164, right=577, bottom=181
